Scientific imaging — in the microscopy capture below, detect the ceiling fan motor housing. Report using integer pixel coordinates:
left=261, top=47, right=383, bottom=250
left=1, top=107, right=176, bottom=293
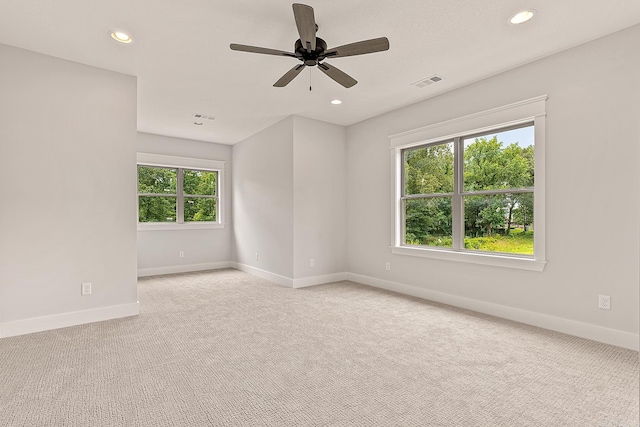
left=295, top=37, right=327, bottom=66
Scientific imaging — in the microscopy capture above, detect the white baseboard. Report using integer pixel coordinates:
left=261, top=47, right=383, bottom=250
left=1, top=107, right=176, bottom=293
left=138, top=261, right=232, bottom=277
left=347, top=273, right=639, bottom=351
left=230, top=262, right=294, bottom=288
left=293, top=272, right=348, bottom=288
left=230, top=263, right=347, bottom=289
left=0, top=301, right=140, bottom=339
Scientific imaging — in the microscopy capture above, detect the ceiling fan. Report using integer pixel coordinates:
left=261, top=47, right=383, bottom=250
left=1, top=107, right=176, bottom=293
left=230, top=3, right=389, bottom=88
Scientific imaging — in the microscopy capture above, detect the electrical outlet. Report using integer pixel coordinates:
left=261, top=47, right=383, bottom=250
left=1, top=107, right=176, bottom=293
left=310, top=259, right=315, bottom=267
left=81, top=282, right=92, bottom=296
left=255, top=253, right=259, bottom=261
left=598, top=295, right=610, bottom=310
left=179, top=251, right=184, bottom=258
left=385, top=262, right=391, bottom=271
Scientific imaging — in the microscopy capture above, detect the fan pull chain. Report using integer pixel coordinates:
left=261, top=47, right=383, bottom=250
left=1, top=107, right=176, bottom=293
left=309, top=68, right=312, bottom=92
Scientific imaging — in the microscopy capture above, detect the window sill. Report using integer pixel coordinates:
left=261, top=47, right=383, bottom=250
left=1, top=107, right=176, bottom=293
left=137, top=222, right=224, bottom=231
left=391, top=245, right=546, bottom=271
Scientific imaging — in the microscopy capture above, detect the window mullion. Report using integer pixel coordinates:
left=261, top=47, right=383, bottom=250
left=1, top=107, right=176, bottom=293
left=215, top=171, right=220, bottom=224
left=177, top=168, right=184, bottom=223
left=452, top=137, right=463, bottom=251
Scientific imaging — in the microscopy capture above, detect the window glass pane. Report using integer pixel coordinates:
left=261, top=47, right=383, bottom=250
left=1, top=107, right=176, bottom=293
left=404, top=197, right=452, bottom=247
left=138, top=166, right=177, bottom=194
left=138, top=196, right=177, bottom=222
left=184, top=197, right=216, bottom=222
left=463, top=125, right=534, bottom=191
left=403, top=142, right=454, bottom=195
left=464, top=192, right=533, bottom=255
left=184, top=169, right=216, bottom=196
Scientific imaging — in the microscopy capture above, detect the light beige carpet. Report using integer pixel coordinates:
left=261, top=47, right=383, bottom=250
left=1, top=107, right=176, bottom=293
left=1, top=269, right=638, bottom=426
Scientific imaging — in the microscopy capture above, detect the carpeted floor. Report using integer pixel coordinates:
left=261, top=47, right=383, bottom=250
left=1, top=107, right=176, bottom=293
left=1, top=269, right=638, bottom=426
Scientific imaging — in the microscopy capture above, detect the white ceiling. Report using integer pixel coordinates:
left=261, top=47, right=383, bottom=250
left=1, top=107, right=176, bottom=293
left=1, top=1, right=639, bottom=145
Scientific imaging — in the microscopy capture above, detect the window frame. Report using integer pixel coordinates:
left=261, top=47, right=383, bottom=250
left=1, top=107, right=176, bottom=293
left=390, top=96, right=547, bottom=271
left=136, top=153, right=225, bottom=231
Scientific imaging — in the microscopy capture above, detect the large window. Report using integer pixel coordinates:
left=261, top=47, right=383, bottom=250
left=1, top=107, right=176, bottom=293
left=391, top=96, right=546, bottom=270
left=136, top=153, right=225, bottom=230
left=402, top=124, right=534, bottom=255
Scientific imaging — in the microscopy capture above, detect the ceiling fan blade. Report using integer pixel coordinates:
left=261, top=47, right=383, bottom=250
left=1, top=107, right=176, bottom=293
left=292, top=3, right=316, bottom=52
left=274, top=64, right=306, bottom=87
left=317, top=62, right=357, bottom=88
left=323, top=37, right=390, bottom=59
left=230, top=43, right=297, bottom=58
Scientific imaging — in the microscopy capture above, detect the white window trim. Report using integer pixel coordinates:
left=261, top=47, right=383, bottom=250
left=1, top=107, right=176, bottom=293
left=136, top=153, right=225, bottom=231
left=389, top=95, right=547, bottom=271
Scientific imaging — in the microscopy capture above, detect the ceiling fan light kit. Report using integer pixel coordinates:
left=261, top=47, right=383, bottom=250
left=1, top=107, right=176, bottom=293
left=230, top=3, right=389, bottom=88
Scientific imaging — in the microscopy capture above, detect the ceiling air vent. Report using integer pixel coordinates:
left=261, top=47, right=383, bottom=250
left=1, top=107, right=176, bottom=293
left=411, top=74, right=444, bottom=88
left=193, top=113, right=216, bottom=121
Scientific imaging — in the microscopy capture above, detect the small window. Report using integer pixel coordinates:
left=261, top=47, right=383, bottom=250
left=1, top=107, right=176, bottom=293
left=137, top=166, right=219, bottom=225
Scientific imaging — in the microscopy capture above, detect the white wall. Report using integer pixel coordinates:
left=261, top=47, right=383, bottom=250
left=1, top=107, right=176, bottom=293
left=137, top=133, right=232, bottom=275
left=0, top=44, right=138, bottom=336
left=293, top=116, right=347, bottom=280
left=232, top=117, right=295, bottom=279
left=346, top=25, right=640, bottom=348
left=232, top=116, right=348, bottom=286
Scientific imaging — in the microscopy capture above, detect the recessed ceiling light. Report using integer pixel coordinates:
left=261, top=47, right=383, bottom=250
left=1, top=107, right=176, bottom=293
left=109, top=31, right=133, bottom=44
left=510, top=10, right=535, bottom=24
left=331, top=99, right=342, bottom=105
left=193, top=122, right=204, bottom=126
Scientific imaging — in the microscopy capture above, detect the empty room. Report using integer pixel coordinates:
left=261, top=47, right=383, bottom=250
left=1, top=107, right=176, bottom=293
left=1, top=1, right=638, bottom=426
